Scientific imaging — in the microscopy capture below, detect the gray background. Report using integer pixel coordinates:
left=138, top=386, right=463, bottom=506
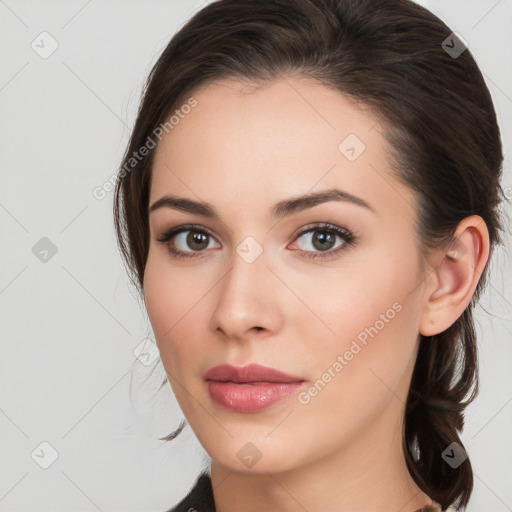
left=0, top=1, right=510, bottom=511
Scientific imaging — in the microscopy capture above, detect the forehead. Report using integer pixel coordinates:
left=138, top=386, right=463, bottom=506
left=150, top=77, right=416, bottom=222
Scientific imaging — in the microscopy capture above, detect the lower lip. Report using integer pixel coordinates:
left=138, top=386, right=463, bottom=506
left=206, top=380, right=305, bottom=413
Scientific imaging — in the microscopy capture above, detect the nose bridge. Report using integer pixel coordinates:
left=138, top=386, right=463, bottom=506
left=210, top=236, right=279, bottom=340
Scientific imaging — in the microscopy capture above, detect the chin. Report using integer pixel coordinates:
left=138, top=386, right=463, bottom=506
left=205, top=435, right=300, bottom=475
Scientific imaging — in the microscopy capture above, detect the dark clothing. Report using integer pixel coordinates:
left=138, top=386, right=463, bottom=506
left=167, top=472, right=215, bottom=512
left=166, top=471, right=444, bottom=512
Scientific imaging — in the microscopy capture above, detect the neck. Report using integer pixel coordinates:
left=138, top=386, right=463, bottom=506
left=210, top=399, right=432, bottom=512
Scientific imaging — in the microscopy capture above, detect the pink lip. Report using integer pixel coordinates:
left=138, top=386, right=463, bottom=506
left=204, top=364, right=306, bottom=413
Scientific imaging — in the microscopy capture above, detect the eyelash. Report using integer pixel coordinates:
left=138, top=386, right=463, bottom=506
left=155, top=222, right=357, bottom=260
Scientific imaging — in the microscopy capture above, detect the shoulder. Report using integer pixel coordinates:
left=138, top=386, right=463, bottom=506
left=164, top=472, right=216, bottom=512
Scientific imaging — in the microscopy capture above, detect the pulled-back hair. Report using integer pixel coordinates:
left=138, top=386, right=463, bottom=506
left=113, top=1, right=505, bottom=509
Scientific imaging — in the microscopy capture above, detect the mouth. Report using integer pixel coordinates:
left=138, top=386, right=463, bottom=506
left=204, top=363, right=305, bottom=384
left=204, top=364, right=306, bottom=413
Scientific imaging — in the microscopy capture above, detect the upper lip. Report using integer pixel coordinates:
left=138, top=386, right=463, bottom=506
left=204, top=364, right=305, bottom=384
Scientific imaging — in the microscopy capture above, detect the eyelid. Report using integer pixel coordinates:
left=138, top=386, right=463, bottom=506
left=156, top=223, right=214, bottom=240
left=291, top=222, right=353, bottom=241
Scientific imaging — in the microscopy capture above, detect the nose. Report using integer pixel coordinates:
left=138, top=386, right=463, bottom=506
left=209, top=247, right=283, bottom=343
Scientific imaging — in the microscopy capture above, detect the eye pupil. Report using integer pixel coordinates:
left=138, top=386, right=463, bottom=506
left=313, top=231, right=335, bottom=251
left=187, top=231, right=209, bottom=250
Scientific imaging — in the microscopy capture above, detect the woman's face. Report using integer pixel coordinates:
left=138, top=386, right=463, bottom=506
left=144, top=77, right=429, bottom=474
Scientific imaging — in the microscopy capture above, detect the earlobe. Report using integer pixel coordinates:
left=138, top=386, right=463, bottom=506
left=419, top=216, right=490, bottom=336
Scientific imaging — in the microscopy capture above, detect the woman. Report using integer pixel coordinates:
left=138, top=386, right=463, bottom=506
left=113, top=0, right=505, bottom=510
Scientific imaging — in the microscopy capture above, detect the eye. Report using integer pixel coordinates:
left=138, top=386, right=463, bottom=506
left=155, top=224, right=220, bottom=259
left=289, top=223, right=356, bottom=259
left=155, top=222, right=357, bottom=260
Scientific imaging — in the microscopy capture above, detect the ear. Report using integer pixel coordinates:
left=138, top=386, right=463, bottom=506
left=419, top=215, right=491, bottom=336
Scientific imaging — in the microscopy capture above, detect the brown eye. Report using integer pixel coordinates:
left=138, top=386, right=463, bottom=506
left=185, top=231, right=210, bottom=251
left=156, top=224, right=220, bottom=259
left=310, top=231, right=337, bottom=251
left=291, top=223, right=357, bottom=260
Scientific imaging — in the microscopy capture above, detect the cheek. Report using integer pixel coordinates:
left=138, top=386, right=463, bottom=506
left=290, top=280, right=421, bottom=457
left=143, top=255, right=172, bottom=340
left=291, top=243, right=423, bottom=391
left=143, top=250, right=221, bottom=390
left=307, top=297, right=420, bottom=442
left=143, top=254, right=196, bottom=367
left=291, top=252, right=418, bottom=346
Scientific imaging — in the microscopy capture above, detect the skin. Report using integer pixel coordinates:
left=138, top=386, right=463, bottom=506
left=144, top=76, right=490, bottom=512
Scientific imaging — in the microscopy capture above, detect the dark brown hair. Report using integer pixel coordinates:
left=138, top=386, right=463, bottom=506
left=113, top=0, right=505, bottom=509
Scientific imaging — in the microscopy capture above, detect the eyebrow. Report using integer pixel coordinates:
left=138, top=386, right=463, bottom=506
left=148, top=188, right=374, bottom=219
